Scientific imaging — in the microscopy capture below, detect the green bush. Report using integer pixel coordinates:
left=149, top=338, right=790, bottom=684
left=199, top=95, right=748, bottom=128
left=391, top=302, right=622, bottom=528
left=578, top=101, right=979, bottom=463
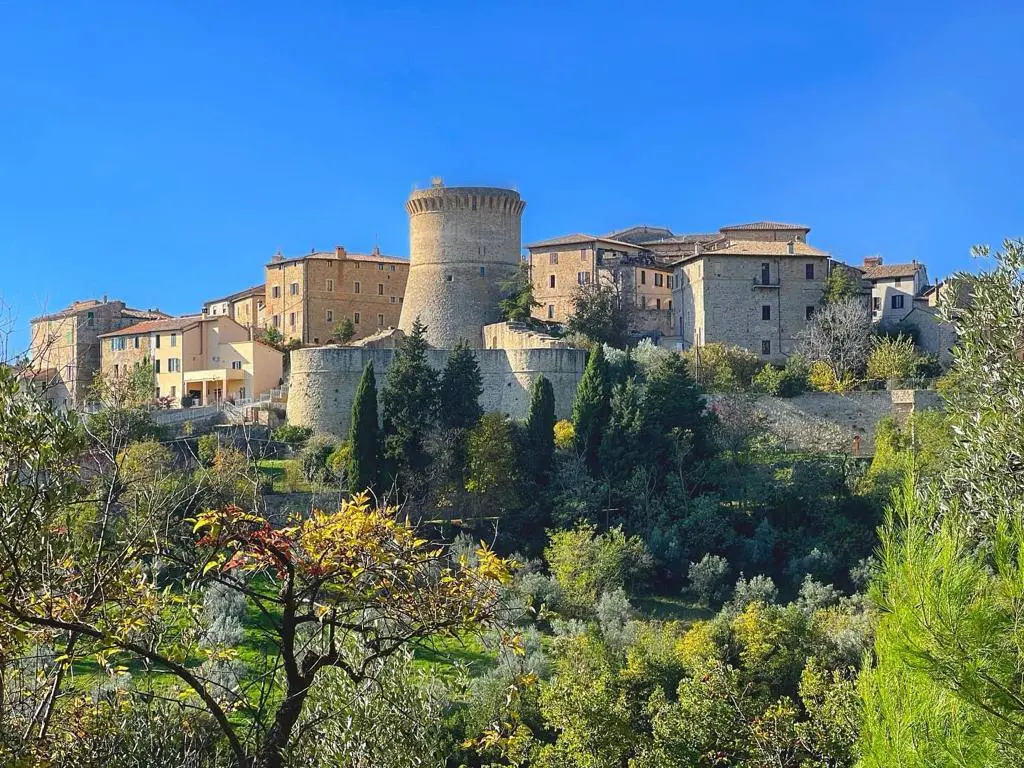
left=272, top=423, right=313, bottom=447
left=327, top=442, right=351, bottom=480
left=682, top=343, right=765, bottom=392
left=752, top=356, right=809, bottom=397
left=299, top=435, right=340, bottom=485
left=866, top=335, right=919, bottom=384
left=196, top=433, right=218, bottom=467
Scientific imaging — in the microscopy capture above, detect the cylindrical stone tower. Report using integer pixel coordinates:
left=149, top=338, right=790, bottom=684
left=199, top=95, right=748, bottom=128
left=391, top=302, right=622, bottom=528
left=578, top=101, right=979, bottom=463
left=398, top=180, right=526, bottom=348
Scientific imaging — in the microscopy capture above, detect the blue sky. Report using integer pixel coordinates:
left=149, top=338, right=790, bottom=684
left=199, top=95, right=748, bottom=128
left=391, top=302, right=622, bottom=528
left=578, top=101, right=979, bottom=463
left=1, top=1, right=1022, bottom=351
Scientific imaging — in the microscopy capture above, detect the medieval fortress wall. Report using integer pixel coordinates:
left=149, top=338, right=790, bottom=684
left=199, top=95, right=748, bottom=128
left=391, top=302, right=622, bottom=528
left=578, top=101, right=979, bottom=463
left=287, top=345, right=585, bottom=436
left=398, top=184, right=525, bottom=348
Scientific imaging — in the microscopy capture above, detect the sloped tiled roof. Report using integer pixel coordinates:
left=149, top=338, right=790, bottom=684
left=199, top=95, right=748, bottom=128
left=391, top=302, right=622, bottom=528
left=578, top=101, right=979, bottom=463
left=98, top=314, right=204, bottom=338
left=32, top=300, right=166, bottom=323
left=862, top=262, right=922, bottom=281
left=205, top=284, right=265, bottom=306
left=720, top=221, right=811, bottom=232
left=646, top=233, right=721, bottom=245
left=602, top=225, right=676, bottom=244
left=525, top=233, right=645, bottom=250
left=670, top=239, right=828, bottom=265
left=268, top=249, right=408, bottom=267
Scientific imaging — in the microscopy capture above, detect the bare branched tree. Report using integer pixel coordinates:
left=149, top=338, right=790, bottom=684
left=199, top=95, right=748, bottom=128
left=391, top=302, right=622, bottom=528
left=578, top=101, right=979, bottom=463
left=795, top=297, right=873, bottom=381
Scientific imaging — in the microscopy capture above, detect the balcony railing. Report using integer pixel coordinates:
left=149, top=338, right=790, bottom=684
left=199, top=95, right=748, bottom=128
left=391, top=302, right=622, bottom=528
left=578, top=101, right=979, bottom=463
left=753, top=276, right=781, bottom=287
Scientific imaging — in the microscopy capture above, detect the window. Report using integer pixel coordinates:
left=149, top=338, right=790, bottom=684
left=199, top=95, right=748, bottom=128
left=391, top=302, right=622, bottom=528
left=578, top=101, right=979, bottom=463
left=654, top=273, right=663, bottom=287
left=133, top=336, right=140, bottom=349
left=313, top=337, right=319, bottom=344
left=390, top=296, right=396, bottom=303
left=290, top=282, right=299, bottom=296
left=668, top=299, right=673, bottom=311
left=805, top=263, right=815, bottom=280
left=170, top=332, right=177, bottom=347
left=272, top=285, right=281, bottom=298
left=895, top=276, right=902, bottom=286
left=289, top=312, right=296, bottom=327
left=377, top=284, right=384, bottom=296
left=272, top=315, right=280, bottom=328
left=86, top=311, right=94, bottom=327
left=762, top=305, right=771, bottom=321
left=761, top=263, right=770, bottom=285
left=354, top=281, right=361, bottom=294
left=641, top=270, right=647, bottom=285
left=445, top=275, right=453, bottom=282
left=577, top=271, right=590, bottom=285
left=872, top=296, right=881, bottom=311
left=549, top=252, right=558, bottom=265
left=656, top=298, right=662, bottom=310
left=154, top=359, right=161, bottom=373
left=110, top=337, right=126, bottom=351
left=170, top=386, right=176, bottom=398
left=549, top=275, right=556, bottom=288
left=389, top=264, right=396, bottom=271
left=326, top=278, right=334, bottom=292
left=113, top=364, right=119, bottom=376
left=547, top=304, right=554, bottom=319
left=354, top=312, right=361, bottom=324
left=326, top=309, right=334, bottom=322
left=891, top=294, right=905, bottom=310
left=377, top=263, right=384, bottom=271
left=580, top=248, right=587, bottom=260
left=640, top=295, right=647, bottom=308
left=377, top=313, right=384, bottom=326
left=231, top=361, right=242, bottom=370
left=762, top=340, right=771, bottom=355
left=154, top=334, right=161, bottom=349
left=479, top=266, right=486, bottom=276
left=168, top=358, right=180, bottom=373
left=806, top=305, right=815, bottom=320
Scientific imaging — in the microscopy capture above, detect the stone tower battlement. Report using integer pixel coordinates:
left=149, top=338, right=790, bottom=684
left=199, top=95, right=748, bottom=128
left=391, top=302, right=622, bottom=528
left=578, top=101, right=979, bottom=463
left=398, top=182, right=525, bottom=348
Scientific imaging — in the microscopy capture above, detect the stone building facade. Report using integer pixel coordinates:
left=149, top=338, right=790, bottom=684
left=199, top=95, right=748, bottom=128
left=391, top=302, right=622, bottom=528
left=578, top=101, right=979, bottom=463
left=669, top=222, right=829, bottom=362
left=399, top=182, right=525, bottom=348
left=100, top=314, right=282, bottom=406
left=203, top=284, right=266, bottom=329
left=28, top=298, right=168, bottom=409
left=525, top=234, right=674, bottom=335
left=263, top=246, right=409, bottom=345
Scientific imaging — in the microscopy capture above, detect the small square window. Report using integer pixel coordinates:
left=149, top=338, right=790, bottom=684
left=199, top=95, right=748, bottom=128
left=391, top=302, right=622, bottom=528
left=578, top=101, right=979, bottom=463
left=762, top=340, right=771, bottom=355
left=377, top=263, right=384, bottom=271
left=446, top=275, right=453, bottom=282
left=891, top=295, right=905, bottom=310
left=390, top=296, right=396, bottom=303
left=272, top=286, right=281, bottom=298
left=762, top=305, right=771, bottom=321
left=231, top=361, right=242, bottom=370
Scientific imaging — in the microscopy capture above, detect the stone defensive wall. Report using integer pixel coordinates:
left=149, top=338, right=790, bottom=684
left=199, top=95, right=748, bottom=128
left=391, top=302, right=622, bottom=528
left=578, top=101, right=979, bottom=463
left=709, top=389, right=942, bottom=455
left=287, top=345, right=586, bottom=436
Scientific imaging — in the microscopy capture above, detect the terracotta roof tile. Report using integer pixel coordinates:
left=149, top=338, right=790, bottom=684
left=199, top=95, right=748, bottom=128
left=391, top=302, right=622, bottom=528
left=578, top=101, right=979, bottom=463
left=98, top=315, right=204, bottom=338
left=720, top=221, right=811, bottom=232
left=205, top=284, right=266, bottom=306
left=526, top=233, right=645, bottom=250
left=862, top=263, right=923, bottom=280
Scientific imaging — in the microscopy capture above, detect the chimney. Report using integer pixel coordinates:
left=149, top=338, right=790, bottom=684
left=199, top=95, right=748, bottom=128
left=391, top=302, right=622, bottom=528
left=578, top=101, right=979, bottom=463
left=786, top=241, right=795, bottom=255
left=102, top=294, right=108, bottom=303
left=431, top=176, right=444, bottom=188
left=335, top=245, right=346, bottom=258
left=863, top=256, right=883, bottom=268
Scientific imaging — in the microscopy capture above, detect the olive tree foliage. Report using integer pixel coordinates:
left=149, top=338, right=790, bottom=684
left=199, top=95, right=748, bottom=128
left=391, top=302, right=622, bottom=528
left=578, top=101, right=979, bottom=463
left=795, top=296, right=873, bottom=382
left=0, top=361, right=515, bottom=768
left=859, top=240, right=1024, bottom=767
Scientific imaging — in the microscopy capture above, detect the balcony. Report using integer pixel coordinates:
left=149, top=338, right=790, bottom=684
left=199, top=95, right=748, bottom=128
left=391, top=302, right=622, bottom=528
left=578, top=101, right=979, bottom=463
left=184, top=367, right=245, bottom=383
left=753, top=276, right=781, bottom=288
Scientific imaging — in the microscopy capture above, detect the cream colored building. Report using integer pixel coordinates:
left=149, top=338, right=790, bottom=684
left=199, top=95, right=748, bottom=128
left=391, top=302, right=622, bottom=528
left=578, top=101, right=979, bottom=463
left=202, top=284, right=265, bottom=329
left=861, top=257, right=929, bottom=326
left=525, top=234, right=674, bottom=335
left=670, top=222, right=829, bottom=362
left=263, top=246, right=410, bottom=345
left=99, top=315, right=283, bottom=406
left=28, top=298, right=168, bottom=409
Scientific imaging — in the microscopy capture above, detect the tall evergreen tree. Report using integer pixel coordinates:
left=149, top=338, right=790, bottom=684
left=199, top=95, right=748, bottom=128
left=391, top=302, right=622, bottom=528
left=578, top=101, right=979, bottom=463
left=381, top=318, right=440, bottom=489
left=572, top=344, right=611, bottom=472
left=439, top=340, right=483, bottom=431
left=642, top=354, right=715, bottom=467
left=524, top=374, right=556, bottom=481
left=347, top=361, right=379, bottom=493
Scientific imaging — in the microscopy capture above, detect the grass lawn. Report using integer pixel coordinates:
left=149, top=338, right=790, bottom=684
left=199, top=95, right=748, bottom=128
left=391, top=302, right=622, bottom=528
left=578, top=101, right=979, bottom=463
left=257, top=458, right=309, bottom=492
left=634, top=594, right=715, bottom=626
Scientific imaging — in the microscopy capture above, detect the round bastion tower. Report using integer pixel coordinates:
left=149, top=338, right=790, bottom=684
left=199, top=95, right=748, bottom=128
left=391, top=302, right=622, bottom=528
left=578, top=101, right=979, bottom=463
left=398, top=180, right=526, bottom=348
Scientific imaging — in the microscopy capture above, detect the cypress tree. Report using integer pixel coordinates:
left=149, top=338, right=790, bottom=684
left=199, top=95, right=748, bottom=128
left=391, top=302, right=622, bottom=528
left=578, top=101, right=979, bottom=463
left=439, top=340, right=483, bottom=431
left=642, top=354, right=715, bottom=464
left=381, top=318, right=440, bottom=485
left=347, top=361, right=379, bottom=493
left=571, top=343, right=611, bottom=472
left=524, top=374, right=556, bottom=480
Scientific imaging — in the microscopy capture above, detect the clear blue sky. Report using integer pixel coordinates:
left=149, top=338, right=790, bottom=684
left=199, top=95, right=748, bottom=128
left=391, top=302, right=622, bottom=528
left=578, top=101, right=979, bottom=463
left=2, top=1, right=1022, bottom=351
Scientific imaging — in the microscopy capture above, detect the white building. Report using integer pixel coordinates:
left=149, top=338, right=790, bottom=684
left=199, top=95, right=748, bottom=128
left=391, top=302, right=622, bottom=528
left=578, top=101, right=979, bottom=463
left=861, top=257, right=929, bottom=326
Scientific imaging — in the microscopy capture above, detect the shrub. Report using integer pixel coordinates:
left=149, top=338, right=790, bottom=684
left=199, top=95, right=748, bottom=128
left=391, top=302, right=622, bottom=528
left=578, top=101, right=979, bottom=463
left=299, top=435, right=339, bottom=484
left=688, top=554, right=730, bottom=606
left=866, top=334, right=919, bottom=384
left=272, top=423, right=313, bottom=447
left=196, top=433, right=218, bottom=467
left=809, top=360, right=856, bottom=393
left=180, top=394, right=194, bottom=408
left=752, top=355, right=809, bottom=397
left=283, top=460, right=306, bottom=492
left=683, top=343, right=765, bottom=392
left=327, top=442, right=351, bottom=479
left=553, top=419, right=575, bottom=449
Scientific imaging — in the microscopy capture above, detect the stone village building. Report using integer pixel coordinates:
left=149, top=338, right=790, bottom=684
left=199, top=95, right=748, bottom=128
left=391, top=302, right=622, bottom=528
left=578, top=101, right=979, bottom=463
left=860, top=256, right=929, bottom=326
left=202, top=284, right=266, bottom=329
left=262, top=246, right=409, bottom=345
left=28, top=298, right=168, bottom=410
